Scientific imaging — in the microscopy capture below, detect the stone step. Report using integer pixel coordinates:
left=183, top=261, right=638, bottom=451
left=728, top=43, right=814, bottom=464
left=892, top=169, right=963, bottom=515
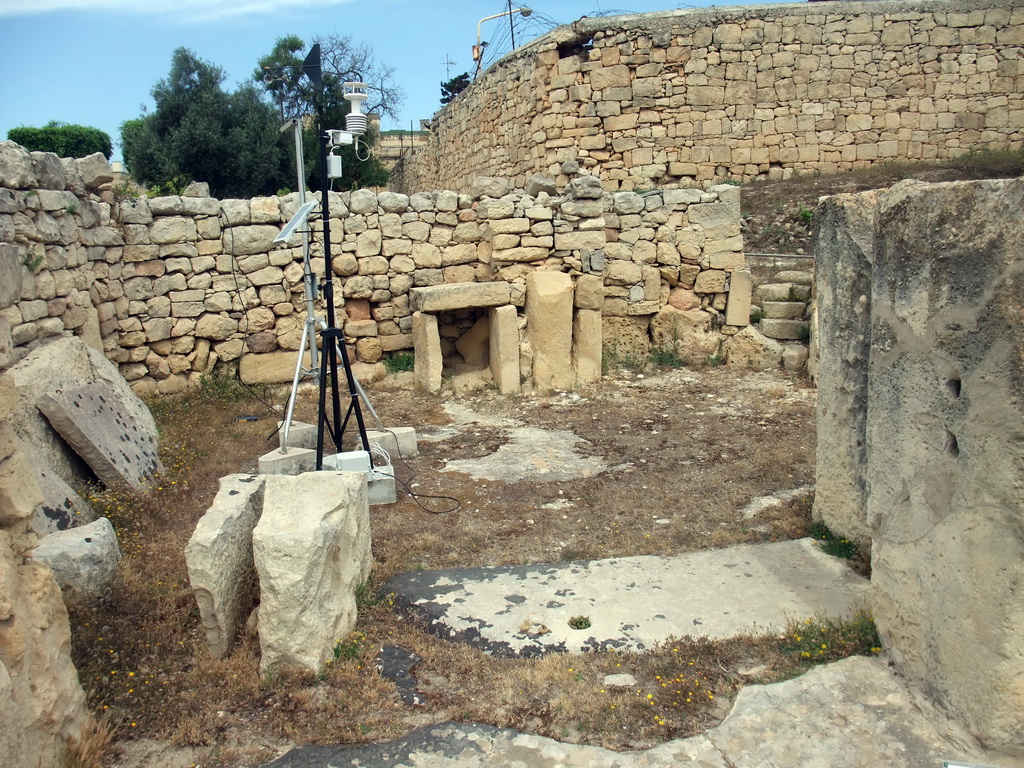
left=760, top=318, right=810, bottom=340
left=774, top=269, right=814, bottom=285
left=762, top=301, right=806, bottom=320
left=756, top=283, right=811, bottom=302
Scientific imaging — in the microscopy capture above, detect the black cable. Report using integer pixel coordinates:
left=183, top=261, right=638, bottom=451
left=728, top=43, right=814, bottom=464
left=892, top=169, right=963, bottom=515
left=370, top=426, right=462, bottom=514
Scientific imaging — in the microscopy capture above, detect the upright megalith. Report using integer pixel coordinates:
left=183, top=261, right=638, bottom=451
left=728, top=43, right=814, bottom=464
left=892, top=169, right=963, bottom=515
left=812, top=190, right=879, bottom=548
left=185, top=474, right=266, bottom=660
left=816, top=178, right=1024, bottom=757
left=866, top=179, right=1024, bottom=755
left=252, top=472, right=372, bottom=675
left=525, top=272, right=573, bottom=392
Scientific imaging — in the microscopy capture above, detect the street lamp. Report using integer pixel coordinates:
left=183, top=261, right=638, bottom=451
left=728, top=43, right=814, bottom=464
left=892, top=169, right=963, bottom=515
left=473, top=6, right=532, bottom=77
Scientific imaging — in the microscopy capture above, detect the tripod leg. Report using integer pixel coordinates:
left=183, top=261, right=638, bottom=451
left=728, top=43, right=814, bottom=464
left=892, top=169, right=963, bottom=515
left=281, top=317, right=315, bottom=452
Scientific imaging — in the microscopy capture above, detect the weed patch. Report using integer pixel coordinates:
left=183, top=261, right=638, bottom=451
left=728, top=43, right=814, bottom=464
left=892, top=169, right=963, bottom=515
left=383, top=351, right=415, bottom=374
left=780, top=612, right=881, bottom=667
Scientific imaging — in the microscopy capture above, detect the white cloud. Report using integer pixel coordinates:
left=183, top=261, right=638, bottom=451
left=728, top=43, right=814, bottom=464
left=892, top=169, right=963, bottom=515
left=0, top=0, right=357, bottom=22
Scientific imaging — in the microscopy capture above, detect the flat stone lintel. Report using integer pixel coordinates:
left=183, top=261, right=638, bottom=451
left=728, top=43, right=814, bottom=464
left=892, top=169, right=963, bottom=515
left=410, top=283, right=512, bottom=313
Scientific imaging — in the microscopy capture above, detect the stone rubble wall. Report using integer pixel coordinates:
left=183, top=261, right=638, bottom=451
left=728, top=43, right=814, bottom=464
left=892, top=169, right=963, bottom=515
left=813, top=178, right=1024, bottom=757
left=392, top=0, right=1024, bottom=194
left=0, top=142, right=754, bottom=394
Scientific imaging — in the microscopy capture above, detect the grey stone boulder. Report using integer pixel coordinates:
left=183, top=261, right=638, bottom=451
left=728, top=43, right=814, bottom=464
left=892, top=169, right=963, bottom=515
left=29, top=457, right=95, bottom=535
left=566, top=174, right=604, bottom=200
left=724, top=325, right=784, bottom=369
left=32, top=517, right=120, bottom=600
left=524, top=174, right=556, bottom=197
left=470, top=176, right=509, bottom=199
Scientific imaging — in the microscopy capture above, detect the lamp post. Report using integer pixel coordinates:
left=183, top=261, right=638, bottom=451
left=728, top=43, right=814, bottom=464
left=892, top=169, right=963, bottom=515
left=473, top=6, right=532, bottom=78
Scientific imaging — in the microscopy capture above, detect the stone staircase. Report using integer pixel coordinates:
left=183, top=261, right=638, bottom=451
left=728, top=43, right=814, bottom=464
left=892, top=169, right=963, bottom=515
left=746, top=259, right=814, bottom=371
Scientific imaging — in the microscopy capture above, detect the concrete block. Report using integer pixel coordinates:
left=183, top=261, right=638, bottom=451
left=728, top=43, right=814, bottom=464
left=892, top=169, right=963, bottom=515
left=368, top=464, right=397, bottom=505
left=278, top=420, right=318, bottom=451
left=257, top=446, right=316, bottom=476
left=366, top=427, right=418, bottom=460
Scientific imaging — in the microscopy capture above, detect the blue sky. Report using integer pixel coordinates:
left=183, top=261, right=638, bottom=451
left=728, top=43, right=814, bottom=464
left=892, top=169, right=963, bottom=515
left=0, top=0, right=791, bottom=161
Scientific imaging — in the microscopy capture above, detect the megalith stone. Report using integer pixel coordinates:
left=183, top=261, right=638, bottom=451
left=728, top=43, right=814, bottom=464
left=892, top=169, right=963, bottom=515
left=573, top=308, right=602, bottom=384
left=525, top=271, right=573, bottom=392
left=488, top=305, right=520, bottom=394
left=723, top=324, right=783, bottom=369
left=31, top=517, right=120, bottom=600
left=865, top=179, right=1024, bottom=754
left=185, top=474, right=266, bottom=660
left=812, top=190, right=879, bottom=547
left=37, top=382, right=163, bottom=491
left=253, top=472, right=372, bottom=675
left=412, top=312, right=442, bottom=395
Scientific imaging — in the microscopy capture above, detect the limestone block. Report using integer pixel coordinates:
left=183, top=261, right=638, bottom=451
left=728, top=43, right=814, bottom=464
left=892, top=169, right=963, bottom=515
left=524, top=174, right=556, bottom=197
left=866, top=179, right=1024, bottom=754
left=491, top=247, right=548, bottom=263
left=575, top=274, right=604, bottom=310
left=602, top=315, right=651, bottom=357
left=724, top=325, right=783, bottom=369
left=185, top=474, right=265, bottom=659
left=782, top=344, right=809, bottom=372
left=554, top=231, right=606, bottom=250
left=223, top=225, right=279, bottom=256
left=455, top=316, right=489, bottom=366
left=488, top=305, right=519, bottom=395
left=410, top=283, right=511, bottom=313
left=32, top=517, right=120, bottom=601
left=0, top=451, right=43, bottom=526
left=526, top=272, right=573, bottom=392
left=725, top=268, right=752, bottom=327
left=365, top=427, right=418, bottom=460
left=694, top=270, right=727, bottom=294
left=760, top=318, right=809, bottom=340
left=0, top=245, right=22, bottom=310
left=36, top=381, right=162, bottom=491
left=0, top=530, right=88, bottom=768
left=195, top=313, right=238, bottom=340
left=412, top=312, right=442, bottom=394
left=253, top=471, right=372, bottom=674
left=573, top=309, right=602, bottom=385
left=239, top=351, right=306, bottom=385
left=149, top=216, right=197, bottom=244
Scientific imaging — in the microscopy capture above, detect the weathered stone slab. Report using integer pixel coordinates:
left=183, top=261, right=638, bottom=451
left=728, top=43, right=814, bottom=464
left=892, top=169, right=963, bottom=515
left=253, top=471, right=372, bottom=674
left=409, top=283, right=511, bottom=313
left=8, top=337, right=160, bottom=490
left=37, top=382, right=162, bottom=490
left=185, top=474, right=265, bottom=659
left=29, top=459, right=94, bottom=535
left=866, top=179, right=1024, bottom=753
left=32, top=517, right=120, bottom=600
left=412, top=312, right=442, bottom=395
left=488, top=305, right=519, bottom=395
left=525, top=272, right=573, bottom=392
left=724, top=268, right=752, bottom=326
left=573, top=308, right=602, bottom=384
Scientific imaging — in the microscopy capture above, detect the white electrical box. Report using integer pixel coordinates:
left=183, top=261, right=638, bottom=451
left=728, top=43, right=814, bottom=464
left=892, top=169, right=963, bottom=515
left=327, top=155, right=343, bottom=178
left=323, top=450, right=370, bottom=473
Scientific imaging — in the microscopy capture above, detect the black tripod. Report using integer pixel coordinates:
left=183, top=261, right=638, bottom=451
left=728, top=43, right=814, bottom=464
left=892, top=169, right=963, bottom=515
left=314, top=128, right=372, bottom=471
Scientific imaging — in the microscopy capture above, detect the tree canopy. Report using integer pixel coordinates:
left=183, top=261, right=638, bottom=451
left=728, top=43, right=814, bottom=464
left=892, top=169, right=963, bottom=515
left=7, top=121, right=113, bottom=160
left=255, top=34, right=401, bottom=190
left=440, top=73, right=471, bottom=106
left=120, top=48, right=289, bottom=198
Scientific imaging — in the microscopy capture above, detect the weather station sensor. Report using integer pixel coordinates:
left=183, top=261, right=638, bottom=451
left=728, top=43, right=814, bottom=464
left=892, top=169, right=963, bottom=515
left=343, top=82, right=369, bottom=135
left=274, top=200, right=318, bottom=245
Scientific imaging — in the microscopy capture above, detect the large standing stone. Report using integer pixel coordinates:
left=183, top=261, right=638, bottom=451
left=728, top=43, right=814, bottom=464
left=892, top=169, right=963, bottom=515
left=185, top=474, right=265, bottom=660
left=724, top=268, right=752, bottom=327
left=525, top=272, right=573, bottom=392
left=412, top=312, right=442, bottom=394
left=31, top=517, right=120, bottom=600
left=253, top=472, right=372, bottom=675
left=573, top=309, right=602, bottom=384
left=37, top=382, right=162, bottom=491
left=865, top=179, right=1024, bottom=754
left=812, top=191, right=878, bottom=547
left=488, top=305, right=519, bottom=394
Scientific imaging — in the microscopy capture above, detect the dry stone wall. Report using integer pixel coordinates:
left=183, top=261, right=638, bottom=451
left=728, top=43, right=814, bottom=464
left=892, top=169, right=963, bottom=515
left=393, top=0, right=1024, bottom=194
left=0, top=142, right=760, bottom=394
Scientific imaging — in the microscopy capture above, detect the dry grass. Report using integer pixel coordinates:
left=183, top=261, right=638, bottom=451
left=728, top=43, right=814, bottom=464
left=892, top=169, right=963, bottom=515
left=65, top=366, right=875, bottom=766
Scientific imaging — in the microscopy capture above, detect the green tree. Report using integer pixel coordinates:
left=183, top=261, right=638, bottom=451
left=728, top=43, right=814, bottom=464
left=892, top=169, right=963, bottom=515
left=440, top=73, right=471, bottom=106
left=7, top=121, right=113, bottom=159
left=121, top=48, right=289, bottom=198
left=255, top=34, right=402, bottom=190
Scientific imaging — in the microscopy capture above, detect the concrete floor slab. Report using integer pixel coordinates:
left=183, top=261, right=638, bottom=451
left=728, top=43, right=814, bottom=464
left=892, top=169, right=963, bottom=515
left=386, top=538, right=870, bottom=657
